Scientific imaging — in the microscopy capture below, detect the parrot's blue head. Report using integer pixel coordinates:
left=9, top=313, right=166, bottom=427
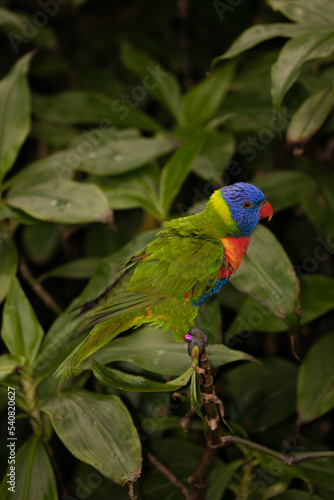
left=220, top=182, right=273, bottom=236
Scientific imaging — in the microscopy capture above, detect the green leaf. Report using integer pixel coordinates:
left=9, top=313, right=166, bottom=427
left=268, top=0, right=334, bottom=27
left=217, top=23, right=313, bottom=60
left=287, top=85, right=333, bottom=146
left=299, top=458, right=334, bottom=493
left=191, top=131, right=236, bottom=183
left=275, top=489, right=325, bottom=500
left=88, top=327, right=256, bottom=376
left=225, top=358, right=298, bottom=432
left=271, top=30, right=334, bottom=108
left=227, top=275, right=334, bottom=335
left=32, top=90, right=161, bottom=131
left=97, top=165, right=162, bottom=220
left=41, top=389, right=141, bottom=484
left=7, top=180, right=112, bottom=224
left=0, top=52, right=33, bottom=182
left=1, top=277, right=44, bottom=367
left=180, top=61, right=236, bottom=128
left=253, top=171, right=317, bottom=213
left=195, top=298, right=222, bottom=344
left=22, top=224, right=61, bottom=264
left=121, top=41, right=182, bottom=121
left=0, top=227, right=18, bottom=303
left=39, top=257, right=102, bottom=282
left=0, top=436, right=57, bottom=500
left=297, top=332, right=334, bottom=422
left=190, top=369, right=205, bottom=424
left=93, top=361, right=194, bottom=392
left=207, top=460, right=243, bottom=500
left=159, top=131, right=206, bottom=217
left=77, top=134, right=172, bottom=176
left=230, top=225, right=300, bottom=332
left=0, top=353, right=25, bottom=380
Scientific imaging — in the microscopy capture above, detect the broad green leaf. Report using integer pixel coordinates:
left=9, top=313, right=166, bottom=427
left=180, top=61, right=235, bottom=128
left=77, top=134, right=172, bottom=176
left=297, top=332, right=334, bottom=422
left=159, top=131, right=206, bottom=217
left=299, top=459, right=334, bottom=493
left=121, top=41, right=182, bottom=120
left=0, top=353, right=25, bottom=380
left=93, top=361, right=194, bottom=392
left=275, top=490, right=325, bottom=500
left=1, top=277, right=44, bottom=367
left=191, top=131, right=236, bottom=183
left=227, top=275, right=334, bottom=336
left=301, top=195, right=334, bottom=240
left=230, top=225, right=300, bottom=331
left=190, top=369, right=205, bottom=424
left=287, top=85, right=333, bottom=146
left=0, top=227, right=18, bottom=303
left=217, top=23, right=313, bottom=60
left=96, top=165, right=162, bottom=219
left=22, top=224, right=61, bottom=264
left=225, top=357, right=298, bottom=432
left=31, top=122, right=79, bottom=148
left=87, top=327, right=256, bottom=376
left=195, top=298, right=222, bottom=344
left=271, top=30, right=334, bottom=108
left=268, top=0, right=334, bottom=27
left=7, top=180, right=112, bottom=224
left=253, top=171, right=317, bottom=213
left=0, top=436, right=57, bottom=500
left=207, top=460, right=243, bottom=500
left=42, top=390, right=141, bottom=484
left=32, top=90, right=161, bottom=131
left=39, top=257, right=102, bottom=282
left=0, top=52, right=33, bottom=182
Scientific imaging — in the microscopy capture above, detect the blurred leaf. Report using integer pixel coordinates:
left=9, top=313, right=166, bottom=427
left=39, top=257, right=102, bottom=282
left=32, top=90, right=161, bottom=131
left=0, top=227, right=18, bottom=303
left=159, top=131, right=206, bottom=217
left=22, top=223, right=61, bottom=264
left=275, top=490, right=324, bottom=500
left=271, top=30, right=334, bottom=108
left=191, top=131, right=236, bottom=182
left=287, top=85, right=333, bottom=146
left=0, top=8, right=56, bottom=49
left=0, top=353, right=25, bottom=380
left=227, top=275, right=334, bottom=335
left=297, top=332, right=334, bottom=422
left=96, top=165, right=162, bottom=219
left=1, top=277, right=44, bottom=367
left=230, top=225, right=300, bottom=332
left=121, top=41, right=182, bottom=120
left=42, top=390, right=141, bottom=484
left=88, top=327, right=256, bottom=376
left=190, top=369, right=205, bottom=424
left=299, top=458, right=334, bottom=492
left=207, top=460, right=243, bottom=500
left=7, top=180, right=112, bottom=224
left=195, top=298, right=222, bottom=344
left=0, top=52, right=33, bottom=182
left=181, top=61, right=236, bottom=128
left=225, top=358, right=298, bottom=432
left=31, top=122, right=79, bottom=149
left=268, top=0, right=334, bottom=26
left=253, top=172, right=317, bottom=213
left=218, top=23, right=312, bottom=60
left=93, top=361, right=194, bottom=392
left=301, top=195, right=334, bottom=240
left=77, top=134, right=172, bottom=176
left=0, top=435, right=57, bottom=500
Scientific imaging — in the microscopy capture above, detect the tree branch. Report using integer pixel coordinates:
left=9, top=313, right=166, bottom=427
left=146, top=450, right=192, bottom=500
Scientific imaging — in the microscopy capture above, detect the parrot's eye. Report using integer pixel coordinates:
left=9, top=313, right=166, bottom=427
left=242, top=201, right=252, bottom=208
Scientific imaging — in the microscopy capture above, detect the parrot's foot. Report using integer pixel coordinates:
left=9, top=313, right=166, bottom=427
left=185, top=327, right=208, bottom=357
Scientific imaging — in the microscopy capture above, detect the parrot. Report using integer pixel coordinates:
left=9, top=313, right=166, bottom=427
left=56, top=182, right=273, bottom=387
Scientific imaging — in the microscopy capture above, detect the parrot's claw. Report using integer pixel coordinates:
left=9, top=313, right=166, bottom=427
left=185, top=328, right=208, bottom=357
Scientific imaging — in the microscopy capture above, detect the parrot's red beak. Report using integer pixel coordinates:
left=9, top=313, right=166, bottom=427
left=259, top=200, right=273, bottom=221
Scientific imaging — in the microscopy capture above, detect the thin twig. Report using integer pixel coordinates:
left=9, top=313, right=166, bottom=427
left=221, top=435, right=334, bottom=466
left=146, top=450, right=192, bottom=500
left=19, top=258, right=62, bottom=315
left=128, top=481, right=137, bottom=500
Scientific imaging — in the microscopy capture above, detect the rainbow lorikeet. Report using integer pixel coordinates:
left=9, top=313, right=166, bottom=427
left=56, top=182, right=272, bottom=386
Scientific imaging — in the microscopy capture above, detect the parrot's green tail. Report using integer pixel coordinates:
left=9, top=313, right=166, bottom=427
left=55, top=319, right=124, bottom=394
